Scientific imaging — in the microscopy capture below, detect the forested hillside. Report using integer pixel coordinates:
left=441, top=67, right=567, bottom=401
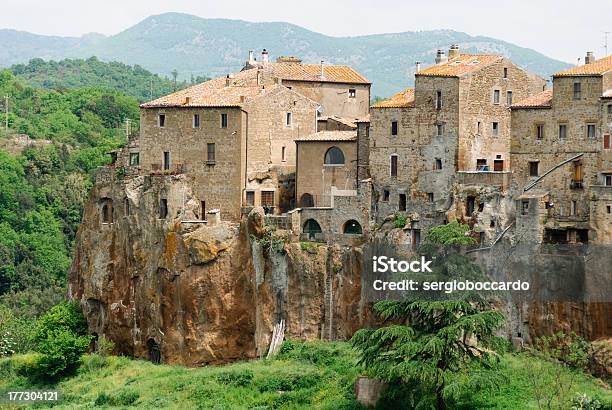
left=0, top=69, right=138, bottom=319
left=10, top=57, right=205, bottom=102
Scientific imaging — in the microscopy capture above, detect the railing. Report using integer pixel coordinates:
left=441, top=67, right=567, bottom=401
left=570, top=179, right=584, bottom=189
left=456, top=171, right=511, bottom=190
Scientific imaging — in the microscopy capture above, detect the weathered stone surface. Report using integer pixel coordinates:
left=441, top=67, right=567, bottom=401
left=183, top=223, right=237, bottom=265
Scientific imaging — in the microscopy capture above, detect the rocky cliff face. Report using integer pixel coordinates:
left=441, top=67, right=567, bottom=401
left=68, top=173, right=373, bottom=365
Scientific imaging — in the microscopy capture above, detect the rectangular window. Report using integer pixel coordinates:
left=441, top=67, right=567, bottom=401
left=390, top=155, right=398, bottom=177
left=261, top=191, right=275, bottom=207
left=193, top=113, right=200, bottom=128
left=493, top=159, right=504, bottom=171
left=207, top=143, right=215, bottom=163
left=391, top=121, right=398, bottom=136
left=434, top=158, right=442, bottom=170
left=507, top=91, right=513, bottom=105
left=163, top=151, right=170, bottom=170
left=281, top=146, right=286, bottom=162
left=570, top=200, right=577, bottom=216
left=436, top=90, right=442, bottom=110
left=199, top=201, right=206, bottom=220
left=521, top=200, right=529, bottom=215
left=158, top=114, right=166, bottom=127
left=245, top=191, right=255, bottom=206
left=529, top=161, right=539, bottom=177
left=492, top=122, right=499, bottom=136
left=608, top=104, right=612, bottom=114
left=159, top=198, right=168, bottom=219
left=587, top=123, right=596, bottom=139
left=466, top=196, right=475, bottom=215
left=573, top=82, right=581, bottom=100
left=573, top=161, right=583, bottom=183
left=607, top=205, right=611, bottom=214
left=383, top=189, right=390, bottom=202
left=477, top=121, right=481, bottom=134
left=427, top=193, right=434, bottom=203
left=286, top=112, right=292, bottom=126
left=399, top=194, right=406, bottom=211
left=536, top=124, right=544, bottom=140
left=604, top=134, right=611, bottom=149
left=436, top=124, right=444, bottom=136
left=476, top=159, right=488, bottom=171
left=129, top=152, right=140, bottom=166
left=348, top=89, right=356, bottom=98
left=493, top=89, right=500, bottom=105
left=503, top=67, right=508, bottom=78
left=559, top=124, right=567, bottom=140
left=220, top=113, right=228, bottom=128
left=604, top=175, right=612, bottom=186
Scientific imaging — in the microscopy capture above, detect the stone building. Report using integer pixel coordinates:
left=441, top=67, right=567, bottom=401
left=136, top=52, right=370, bottom=222
left=243, top=50, right=371, bottom=119
left=511, top=53, right=612, bottom=244
left=368, top=45, right=546, bottom=237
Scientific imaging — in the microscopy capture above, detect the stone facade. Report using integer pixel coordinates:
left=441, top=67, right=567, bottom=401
left=368, top=47, right=546, bottom=234
left=510, top=54, right=612, bottom=244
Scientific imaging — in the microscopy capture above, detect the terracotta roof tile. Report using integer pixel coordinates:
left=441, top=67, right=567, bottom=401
left=354, top=114, right=370, bottom=123
left=295, top=130, right=357, bottom=142
left=268, top=62, right=369, bottom=84
left=603, top=89, right=612, bottom=98
left=511, top=89, right=553, bottom=109
left=372, top=88, right=415, bottom=108
left=318, top=115, right=358, bottom=128
left=554, top=55, right=612, bottom=77
left=416, top=54, right=503, bottom=77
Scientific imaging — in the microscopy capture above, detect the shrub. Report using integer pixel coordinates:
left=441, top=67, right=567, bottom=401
left=32, top=302, right=91, bottom=379
left=534, top=331, right=591, bottom=370
left=94, top=389, right=139, bottom=406
left=393, top=213, right=407, bottom=229
left=215, top=369, right=254, bottom=387
left=571, top=393, right=604, bottom=410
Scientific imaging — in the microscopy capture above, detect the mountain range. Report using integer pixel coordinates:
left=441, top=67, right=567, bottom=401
left=0, top=12, right=572, bottom=97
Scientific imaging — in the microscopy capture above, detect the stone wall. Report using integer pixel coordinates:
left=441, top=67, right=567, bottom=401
left=296, top=140, right=357, bottom=207
left=283, top=80, right=370, bottom=119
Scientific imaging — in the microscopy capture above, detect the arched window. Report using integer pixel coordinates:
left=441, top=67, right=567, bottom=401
left=100, top=198, right=113, bottom=224
left=343, top=219, right=362, bottom=235
left=303, top=219, right=322, bottom=240
left=324, top=147, right=345, bottom=165
left=147, top=339, right=161, bottom=364
left=300, top=193, right=314, bottom=208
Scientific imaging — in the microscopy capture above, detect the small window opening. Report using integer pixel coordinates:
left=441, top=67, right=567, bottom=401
left=434, top=158, right=442, bottom=170
left=573, top=82, right=581, bottom=100
left=158, top=114, right=166, bottom=127
left=536, top=124, right=544, bottom=140
left=559, top=124, right=567, bottom=140
left=159, top=198, right=168, bottom=219
left=207, top=143, right=215, bottom=163
left=390, top=155, right=398, bottom=177
left=492, top=122, right=499, bottom=136
left=436, top=90, right=442, bottom=110
left=163, top=151, right=170, bottom=170
left=130, top=152, right=140, bottom=166
left=391, top=121, right=398, bottom=136
left=200, top=201, right=206, bottom=220
left=383, top=189, right=390, bottom=202
left=220, top=113, right=228, bottom=128
left=466, top=196, right=475, bottom=215
left=399, top=194, right=406, bottom=212
left=493, top=89, right=500, bottom=105
left=281, top=146, right=286, bottom=162
left=348, top=89, right=356, bottom=98
left=246, top=191, right=255, bottom=207
left=193, top=113, right=200, bottom=128
left=529, top=161, right=539, bottom=177
left=507, top=91, right=513, bottom=105
left=428, top=193, right=434, bottom=203
left=521, top=200, right=529, bottom=215
left=286, top=112, right=292, bottom=126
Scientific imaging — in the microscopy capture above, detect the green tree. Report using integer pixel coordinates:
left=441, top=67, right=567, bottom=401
left=352, top=222, right=504, bottom=409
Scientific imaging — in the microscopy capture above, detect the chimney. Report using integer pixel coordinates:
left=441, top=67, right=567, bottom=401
left=225, top=74, right=231, bottom=87
left=577, top=57, right=581, bottom=66
left=184, top=96, right=190, bottom=105
left=435, top=49, right=448, bottom=65
left=248, top=50, right=255, bottom=65
left=262, top=49, right=269, bottom=64
left=448, top=44, right=460, bottom=59
left=415, top=61, right=421, bottom=73
left=240, top=95, right=246, bottom=103
left=585, top=51, right=595, bottom=64
left=320, top=60, right=325, bottom=79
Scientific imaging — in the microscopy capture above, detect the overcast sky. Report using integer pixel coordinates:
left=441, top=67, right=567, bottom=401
left=1, top=0, right=610, bottom=63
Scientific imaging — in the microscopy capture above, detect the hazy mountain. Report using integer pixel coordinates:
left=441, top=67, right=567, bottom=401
left=0, top=13, right=571, bottom=97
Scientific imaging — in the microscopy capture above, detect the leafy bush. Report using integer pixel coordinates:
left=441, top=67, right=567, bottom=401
left=426, top=221, right=475, bottom=245
left=393, top=213, right=408, bottom=229
left=534, top=331, right=591, bottom=370
left=215, top=369, right=254, bottom=387
left=0, top=304, right=36, bottom=355
left=94, top=389, right=139, bottom=406
left=571, top=393, right=605, bottom=410
left=32, top=302, right=90, bottom=378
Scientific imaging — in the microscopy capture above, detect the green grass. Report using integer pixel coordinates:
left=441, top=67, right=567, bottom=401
left=0, top=341, right=363, bottom=409
left=0, top=342, right=609, bottom=409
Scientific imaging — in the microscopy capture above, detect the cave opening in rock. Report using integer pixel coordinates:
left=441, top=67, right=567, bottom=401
left=147, top=339, right=161, bottom=364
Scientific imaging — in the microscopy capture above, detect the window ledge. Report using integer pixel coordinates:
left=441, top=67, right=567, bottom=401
left=206, top=161, right=216, bottom=166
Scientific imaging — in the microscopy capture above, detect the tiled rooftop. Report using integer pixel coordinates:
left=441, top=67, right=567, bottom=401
left=372, top=88, right=415, bottom=108
left=269, top=62, right=370, bottom=84
left=603, top=89, right=612, bottom=98
left=416, top=54, right=503, bottom=77
left=318, top=116, right=358, bottom=129
left=554, top=55, right=612, bottom=77
left=511, top=89, right=553, bottom=109
left=295, top=130, right=357, bottom=142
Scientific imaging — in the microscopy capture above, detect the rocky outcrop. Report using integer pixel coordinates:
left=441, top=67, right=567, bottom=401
left=68, top=173, right=372, bottom=365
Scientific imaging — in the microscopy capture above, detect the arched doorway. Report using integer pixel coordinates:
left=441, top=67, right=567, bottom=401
left=300, top=193, right=314, bottom=208
left=343, top=219, right=363, bottom=235
left=147, top=339, right=161, bottom=364
left=303, top=219, right=322, bottom=240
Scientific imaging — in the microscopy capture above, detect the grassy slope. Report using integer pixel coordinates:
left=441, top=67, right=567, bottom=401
left=0, top=341, right=609, bottom=409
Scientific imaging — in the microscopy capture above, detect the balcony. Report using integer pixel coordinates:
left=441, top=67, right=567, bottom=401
left=456, top=171, right=512, bottom=190
left=570, top=179, right=584, bottom=189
